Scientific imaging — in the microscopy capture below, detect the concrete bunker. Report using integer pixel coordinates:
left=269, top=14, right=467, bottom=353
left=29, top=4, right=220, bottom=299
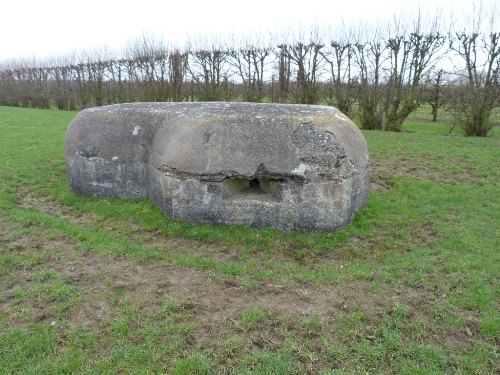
left=65, top=102, right=370, bottom=231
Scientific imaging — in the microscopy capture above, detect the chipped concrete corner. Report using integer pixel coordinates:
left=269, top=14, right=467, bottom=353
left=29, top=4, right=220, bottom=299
left=64, top=102, right=370, bottom=231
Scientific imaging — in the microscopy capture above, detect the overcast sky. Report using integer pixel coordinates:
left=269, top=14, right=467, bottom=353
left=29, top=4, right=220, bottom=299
left=1, top=0, right=497, bottom=60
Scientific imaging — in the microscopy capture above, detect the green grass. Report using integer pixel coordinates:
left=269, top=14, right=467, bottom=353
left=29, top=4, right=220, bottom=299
left=241, top=308, right=265, bottom=329
left=406, top=104, right=500, bottom=136
left=349, top=103, right=500, bottom=136
left=0, top=106, right=499, bottom=374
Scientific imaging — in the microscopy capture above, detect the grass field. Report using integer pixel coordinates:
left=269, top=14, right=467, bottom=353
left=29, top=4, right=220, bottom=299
left=0, top=106, right=499, bottom=374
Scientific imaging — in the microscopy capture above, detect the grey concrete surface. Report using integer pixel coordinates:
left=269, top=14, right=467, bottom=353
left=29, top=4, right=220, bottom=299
left=65, top=102, right=370, bottom=231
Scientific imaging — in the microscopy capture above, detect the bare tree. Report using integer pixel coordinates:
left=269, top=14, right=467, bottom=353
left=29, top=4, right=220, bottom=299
left=86, top=56, right=107, bottom=106
left=0, top=8, right=496, bottom=125
left=279, top=39, right=325, bottom=104
left=0, top=62, right=18, bottom=106
left=128, top=36, right=172, bottom=102
left=72, top=61, right=91, bottom=108
left=275, top=45, right=291, bottom=103
left=6, top=58, right=52, bottom=109
left=322, top=39, right=356, bottom=115
left=354, top=33, right=387, bottom=130
left=121, top=57, right=141, bottom=102
left=449, top=15, right=499, bottom=136
left=383, top=17, right=445, bottom=131
left=169, top=50, right=189, bottom=102
left=50, top=56, right=78, bottom=110
left=425, top=69, right=445, bottom=122
left=229, top=37, right=271, bottom=102
left=188, top=38, right=231, bottom=101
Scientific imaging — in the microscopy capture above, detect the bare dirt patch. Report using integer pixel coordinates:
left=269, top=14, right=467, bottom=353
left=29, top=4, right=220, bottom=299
left=1, top=218, right=472, bottom=355
left=19, top=193, right=96, bottom=225
left=16, top=192, right=221, bottom=254
left=0, top=217, right=12, bottom=248
left=370, top=155, right=484, bottom=185
left=0, top=216, right=10, bottom=234
left=1, top=212, right=389, bottom=336
left=2, top=189, right=480, bottom=367
left=56, top=245, right=391, bottom=332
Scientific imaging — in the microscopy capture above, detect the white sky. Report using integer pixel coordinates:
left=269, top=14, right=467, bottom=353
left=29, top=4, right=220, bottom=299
left=0, top=0, right=497, bottom=60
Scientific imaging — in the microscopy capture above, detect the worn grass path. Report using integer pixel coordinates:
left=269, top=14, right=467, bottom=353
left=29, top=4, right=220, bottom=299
left=0, top=106, right=499, bottom=374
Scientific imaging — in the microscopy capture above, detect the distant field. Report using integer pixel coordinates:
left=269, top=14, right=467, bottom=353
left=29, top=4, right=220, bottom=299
left=0, top=106, right=498, bottom=374
left=347, top=103, right=500, bottom=136
left=413, top=103, right=500, bottom=121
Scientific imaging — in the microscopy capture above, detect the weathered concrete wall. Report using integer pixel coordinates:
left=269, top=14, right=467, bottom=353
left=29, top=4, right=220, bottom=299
left=65, top=102, right=370, bottom=231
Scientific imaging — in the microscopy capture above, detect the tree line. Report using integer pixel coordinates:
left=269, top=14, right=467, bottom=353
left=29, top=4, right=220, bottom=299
left=0, top=18, right=498, bottom=136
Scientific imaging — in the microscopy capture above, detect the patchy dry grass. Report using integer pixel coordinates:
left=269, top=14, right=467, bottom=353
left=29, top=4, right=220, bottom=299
left=0, top=106, right=499, bottom=374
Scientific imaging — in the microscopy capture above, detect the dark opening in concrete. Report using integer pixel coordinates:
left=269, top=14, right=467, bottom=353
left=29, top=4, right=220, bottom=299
left=248, top=178, right=261, bottom=192
left=223, top=177, right=279, bottom=201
